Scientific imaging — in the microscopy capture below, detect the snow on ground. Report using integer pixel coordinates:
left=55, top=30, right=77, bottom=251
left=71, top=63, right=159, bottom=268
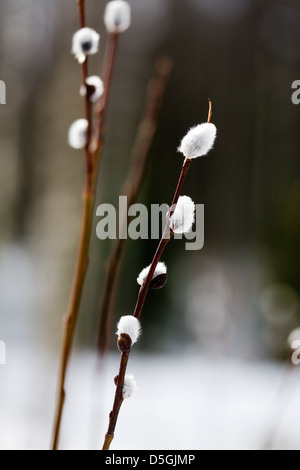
left=0, top=348, right=300, bottom=450
left=0, top=243, right=299, bottom=450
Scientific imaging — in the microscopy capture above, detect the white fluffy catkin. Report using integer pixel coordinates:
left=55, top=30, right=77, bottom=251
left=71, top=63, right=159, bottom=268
left=137, top=261, right=167, bottom=286
left=169, top=196, right=195, bottom=234
left=178, top=122, right=216, bottom=159
left=116, top=315, right=141, bottom=345
left=68, top=119, right=88, bottom=149
left=287, top=327, right=300, bottom=349
left=80, top=76, right=104, bottom=102
left=72, top=27, right=100, bottom=64
left=104, top=1, right=131, bottom=33
left=122, top=374, right=137, bottom=399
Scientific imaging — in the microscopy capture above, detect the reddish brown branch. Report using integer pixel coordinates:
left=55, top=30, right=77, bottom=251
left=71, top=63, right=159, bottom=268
left=90, top=33, right=119, bottom=157
left=51, top=2, right=121, bottom=450
left=132, top=157, right=191, bottom=320
left=102, top=156, right=192, bottom=450
left=102, top=102, right=213, bottom=450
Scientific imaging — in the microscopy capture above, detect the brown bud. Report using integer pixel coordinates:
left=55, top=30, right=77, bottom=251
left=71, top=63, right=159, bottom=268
left=117, top=333, right=132, bottom=353
left=86, top=83, right=96, bottom=100
left=114, top=375, right=119, bottom=386
left=149, top=273, right=168, bottom=289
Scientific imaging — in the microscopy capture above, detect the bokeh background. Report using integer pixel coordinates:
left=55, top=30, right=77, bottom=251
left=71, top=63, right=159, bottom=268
left=0, top=0, right=300, bottom=450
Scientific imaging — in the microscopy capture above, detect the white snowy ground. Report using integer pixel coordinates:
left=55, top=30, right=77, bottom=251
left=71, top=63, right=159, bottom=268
left=0, top=243, right=299, bottom=450
left=0, top=348, right=300, bottom=450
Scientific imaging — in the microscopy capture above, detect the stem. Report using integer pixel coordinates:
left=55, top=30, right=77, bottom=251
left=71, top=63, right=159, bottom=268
left=51, top=179, right=95, bottom=450
left=133, top=158, right=191, bottom=320
left=207, top=98, right=212, bottom=124
left=90, top=33, right=119, bottom=156
left=101, top=157, right=192, bottom=450
left=77, top=0, right=90, bottom=142
left=102, top=351, right=129, bottom=450
left=82, top=58, right=93, bottom=177
left=102, top=100, right=213, bottom=450
left=51, top=3, right=120, bottom=450
left=97, top=57, right=173, bottom=355
left=77, top=0, right=85, bottom=28
left=51, top=1, right=93, bottom=450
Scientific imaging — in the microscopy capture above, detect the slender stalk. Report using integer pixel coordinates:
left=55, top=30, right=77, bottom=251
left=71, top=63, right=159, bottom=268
left=51, top=183, right=95, bottom=450
left=102, top=156, right=192, bottom=450
left=77, top=0, right=85, bottom=28
left=207, top=98, right=212, bottom=124
left=78, top=0, right=93, bottom=163
left=51, top=0, right=93, bottom=450
left=102, top=101, right=213, bottom=450
left=133, top=157, right=191, bottom=320
left=51, top=2, right=120, bottom=450
left=90, top=32, right=119, bottom=157
left=82, top=59, right=93, bottom=177
left=97, top=57, right=173, bottom=355
left=104, top=351, right=129, bottom=444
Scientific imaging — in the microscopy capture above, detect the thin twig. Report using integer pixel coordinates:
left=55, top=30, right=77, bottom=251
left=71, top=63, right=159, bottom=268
left=207, top=98, right=212, bottom=124
left=97, top=57, right=173, bottom=356
left=102, top=102, right=213, bottom=450
left=51, top=188, right=94, bottom=450
left=132, top=157, right=192, bottom=320
left=51, top=2, right=120, bottom=450
left=90, top=32, right=119, bottom=157
left=102, top=155, right=192, bottom=450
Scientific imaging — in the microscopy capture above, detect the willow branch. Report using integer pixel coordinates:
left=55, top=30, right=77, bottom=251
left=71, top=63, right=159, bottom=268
left=90, top=32, right=119, bottom=159
left=51, top=2, right=121, bottom=450
left=207, top=98, right=212, bottom=124
left=102, top=101, right=213, bottom=450
left=102, top=156, right=192, bottom=450
left=132, top=157, right=191, bottom=320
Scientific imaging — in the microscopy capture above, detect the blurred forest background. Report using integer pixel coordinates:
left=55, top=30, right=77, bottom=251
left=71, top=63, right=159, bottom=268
left=0, top=0, right=300, bottom=450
